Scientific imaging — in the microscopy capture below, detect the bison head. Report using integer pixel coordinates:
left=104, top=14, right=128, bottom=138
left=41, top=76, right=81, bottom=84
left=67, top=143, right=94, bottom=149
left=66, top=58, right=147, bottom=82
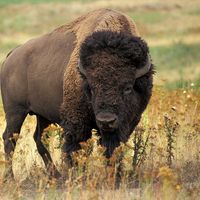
left=79, top=31, right=153, bottom=157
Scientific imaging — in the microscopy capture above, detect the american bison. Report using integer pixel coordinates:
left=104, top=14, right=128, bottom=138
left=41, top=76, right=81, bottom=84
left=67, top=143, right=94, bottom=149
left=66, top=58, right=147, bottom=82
left=1, top=8, right=153, bottom=179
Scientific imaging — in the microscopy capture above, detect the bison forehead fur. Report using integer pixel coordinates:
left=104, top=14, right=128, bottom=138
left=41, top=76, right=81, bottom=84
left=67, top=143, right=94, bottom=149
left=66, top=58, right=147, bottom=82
left=80, top=31, right=149, bottom=70
left=1, top=8, right=154, bottom=178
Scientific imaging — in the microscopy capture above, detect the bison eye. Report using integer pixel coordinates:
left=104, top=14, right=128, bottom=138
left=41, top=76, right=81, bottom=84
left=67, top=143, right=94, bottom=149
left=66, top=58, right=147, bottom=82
left=123, top=84, right=133, bottom=95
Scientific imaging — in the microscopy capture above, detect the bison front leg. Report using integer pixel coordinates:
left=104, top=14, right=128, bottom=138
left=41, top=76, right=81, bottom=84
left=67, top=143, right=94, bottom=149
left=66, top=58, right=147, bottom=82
left=62, top=133, right=81, bottom=169
left=61, top=122, right=92, bottom=178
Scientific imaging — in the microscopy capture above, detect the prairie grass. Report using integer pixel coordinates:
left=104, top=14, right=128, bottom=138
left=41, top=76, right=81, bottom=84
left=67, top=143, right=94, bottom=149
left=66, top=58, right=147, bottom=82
left=1, top=0, right=200, bottom=87
left=0, top=0, right=200, bottom=199
left=0, top=87, right=199, bottom=199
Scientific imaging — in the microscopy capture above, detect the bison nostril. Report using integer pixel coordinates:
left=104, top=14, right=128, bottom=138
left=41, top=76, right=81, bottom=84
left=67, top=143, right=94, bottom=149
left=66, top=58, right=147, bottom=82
left=96, top=112, right=118, bottom=129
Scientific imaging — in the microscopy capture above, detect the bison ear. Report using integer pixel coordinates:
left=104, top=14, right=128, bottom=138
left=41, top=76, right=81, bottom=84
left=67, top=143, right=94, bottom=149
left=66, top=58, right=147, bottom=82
left=78, top=58, right=87, bottom=76
left=135, top=54, right=151, bottom=78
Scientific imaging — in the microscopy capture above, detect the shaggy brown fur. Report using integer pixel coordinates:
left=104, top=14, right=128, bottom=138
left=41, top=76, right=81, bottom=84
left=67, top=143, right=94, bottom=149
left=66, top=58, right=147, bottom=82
left=1, top=9, right=153, bottom=178
left=60, top=8, right=139, bottom=123
left=62, top=30, right=153, bottom=158
left=60, top=9, right=153, bottom=158
left=59, top=9, right=144, bottom=160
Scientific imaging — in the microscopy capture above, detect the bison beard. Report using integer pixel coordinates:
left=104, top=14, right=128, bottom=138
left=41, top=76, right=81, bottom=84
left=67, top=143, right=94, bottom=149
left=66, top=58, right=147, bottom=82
left=100, top=115, right=141, bottom=158
left=100, top=131, right=120, bottom=158
left=100, top=123, right=129, bottom=158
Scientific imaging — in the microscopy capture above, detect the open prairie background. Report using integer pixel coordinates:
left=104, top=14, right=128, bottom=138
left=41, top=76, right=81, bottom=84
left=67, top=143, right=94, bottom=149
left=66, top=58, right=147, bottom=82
left=0, top=0, right=200, bottom=199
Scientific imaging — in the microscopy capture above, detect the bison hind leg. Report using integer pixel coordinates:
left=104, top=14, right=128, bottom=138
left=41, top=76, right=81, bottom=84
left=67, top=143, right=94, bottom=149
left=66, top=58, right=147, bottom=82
left=3, top=108, right=28, bottom=181
left=33, top=115, right=61, bottom=179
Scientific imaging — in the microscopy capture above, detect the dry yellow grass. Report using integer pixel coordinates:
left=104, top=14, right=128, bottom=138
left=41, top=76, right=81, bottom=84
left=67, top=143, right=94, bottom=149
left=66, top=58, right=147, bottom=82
left=0, top=87, right=199, bottom=199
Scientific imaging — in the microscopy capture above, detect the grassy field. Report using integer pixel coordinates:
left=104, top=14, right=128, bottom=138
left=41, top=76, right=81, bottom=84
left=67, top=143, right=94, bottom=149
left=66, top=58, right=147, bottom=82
left=0, top=0, right=200, bottom=199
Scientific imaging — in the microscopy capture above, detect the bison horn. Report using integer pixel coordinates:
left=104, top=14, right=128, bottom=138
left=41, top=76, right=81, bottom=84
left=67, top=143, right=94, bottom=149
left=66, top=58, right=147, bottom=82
left=78, top=59, right=86, bottom=76
left=135, top=54, right=151, bottom=78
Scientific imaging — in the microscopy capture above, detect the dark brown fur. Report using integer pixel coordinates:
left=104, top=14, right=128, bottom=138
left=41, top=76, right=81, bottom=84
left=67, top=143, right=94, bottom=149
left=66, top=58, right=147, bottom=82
left=76, top=31, right=153, bottom=157
left=1, top=9, right=153, bottom=178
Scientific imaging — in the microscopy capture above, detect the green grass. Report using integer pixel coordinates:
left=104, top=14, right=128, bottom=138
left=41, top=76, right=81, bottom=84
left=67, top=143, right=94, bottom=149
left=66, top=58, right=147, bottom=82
left=187, top=7, right=200, bottom=16
left=130, top=11, right=168, bottom=24
left=165, top=77, right=200, bottom=90
left=150, top=42, right=200, bottom=70
left=0, top=41, right=19, bottom=52
left=0, top=6, right=72, bottom=35
left=0, top=0, right=92, bottom=6
left=150, top=42, right=200, bottom=89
